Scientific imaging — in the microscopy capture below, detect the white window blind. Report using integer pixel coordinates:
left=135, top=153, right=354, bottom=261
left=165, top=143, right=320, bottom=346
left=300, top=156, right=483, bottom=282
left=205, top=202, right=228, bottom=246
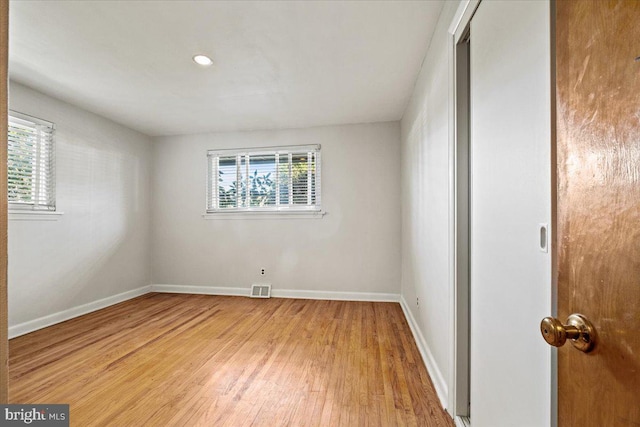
left=8, top=111, right=56, bottom=211
left=207, top=145, right=321, bottom=213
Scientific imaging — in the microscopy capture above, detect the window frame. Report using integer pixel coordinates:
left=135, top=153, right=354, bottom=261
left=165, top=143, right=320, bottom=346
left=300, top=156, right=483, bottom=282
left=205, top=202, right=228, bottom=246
left=205, top=144, right=323, bottom=217
left=7, top=110, right=56, bottom=213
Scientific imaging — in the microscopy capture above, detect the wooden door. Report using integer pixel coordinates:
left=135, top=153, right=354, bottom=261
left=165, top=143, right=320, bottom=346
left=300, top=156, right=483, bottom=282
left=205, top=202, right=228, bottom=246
left=555, top=1, right=640, bottom=425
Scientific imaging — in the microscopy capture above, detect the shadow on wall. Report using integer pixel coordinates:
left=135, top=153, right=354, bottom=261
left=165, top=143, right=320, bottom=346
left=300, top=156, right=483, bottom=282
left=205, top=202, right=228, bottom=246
left=8, top=139, right=149, bottom=327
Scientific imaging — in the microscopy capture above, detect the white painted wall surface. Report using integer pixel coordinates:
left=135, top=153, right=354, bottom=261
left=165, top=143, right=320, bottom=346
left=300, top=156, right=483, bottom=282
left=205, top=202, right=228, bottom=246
left=470, top=1, right=552, bottom=426
left=8, top=82, right=153, bottom=327
left=152, top=122, right=401, bottom=297
left=400, top=0, right=460, bottom=405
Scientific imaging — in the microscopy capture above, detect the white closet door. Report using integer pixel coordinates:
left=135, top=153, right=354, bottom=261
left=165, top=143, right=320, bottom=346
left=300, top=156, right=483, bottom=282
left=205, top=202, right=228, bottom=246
left=469, top=1, right=552, bottom=426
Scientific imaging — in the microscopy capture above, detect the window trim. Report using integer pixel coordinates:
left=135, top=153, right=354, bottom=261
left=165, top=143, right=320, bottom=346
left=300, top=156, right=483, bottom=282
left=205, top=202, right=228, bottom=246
left=202, top=210, right=325, bottom=220
left=8, top=210, right=64, bottom=221
left=205, top=144, right=323, bottom=217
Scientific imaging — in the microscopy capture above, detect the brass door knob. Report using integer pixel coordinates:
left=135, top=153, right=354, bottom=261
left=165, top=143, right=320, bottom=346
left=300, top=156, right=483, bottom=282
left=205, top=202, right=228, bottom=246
left=540, top=313, right=596, bottom=353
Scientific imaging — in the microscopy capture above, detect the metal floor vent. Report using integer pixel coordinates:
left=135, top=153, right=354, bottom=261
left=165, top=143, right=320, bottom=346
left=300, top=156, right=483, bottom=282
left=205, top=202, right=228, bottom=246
left=250, top=284, right=271, bottom=298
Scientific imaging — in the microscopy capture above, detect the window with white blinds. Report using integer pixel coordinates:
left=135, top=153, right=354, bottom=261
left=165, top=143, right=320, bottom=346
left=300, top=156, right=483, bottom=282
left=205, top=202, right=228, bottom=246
left=207, top=145, right=321, bottom=213
left=8, top=111, right=56, bottom=211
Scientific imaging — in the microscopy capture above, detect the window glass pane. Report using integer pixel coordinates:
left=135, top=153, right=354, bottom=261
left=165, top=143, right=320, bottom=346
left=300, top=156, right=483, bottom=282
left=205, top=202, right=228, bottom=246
left=7, top=113, right=56, bottom=210
left=218, top=156, right=237, bottom=209
left=207, top=145, right=320, bottom=213
left=249, top=155, right=276, bottom=207
left=291, top=153, right=310, bottom=205
left=278, top=154, right=290, bottom=205
left=310, top=152, right=316, bottom=205
left=238, top=155, right=248, bottom=208
left=7, top=126, right=35, bottom=204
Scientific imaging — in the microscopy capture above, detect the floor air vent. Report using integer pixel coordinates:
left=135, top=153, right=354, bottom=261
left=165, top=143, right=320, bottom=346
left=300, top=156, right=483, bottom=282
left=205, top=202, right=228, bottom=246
left=250, top=284, right=271, bottom=298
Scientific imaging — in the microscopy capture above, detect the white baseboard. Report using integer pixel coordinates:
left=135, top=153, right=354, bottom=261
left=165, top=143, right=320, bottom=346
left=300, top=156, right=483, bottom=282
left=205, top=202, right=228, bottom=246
left=272, top=288, right=399, bottom=302
left=151, top=284, right=400, bottom=302
left=399, top=295, right=449, bottom=409
left=9, top=285, right=152, bottom=339
left=9, top=284, right=400, bottom=339
left=150, top=284, right=249, bottom=297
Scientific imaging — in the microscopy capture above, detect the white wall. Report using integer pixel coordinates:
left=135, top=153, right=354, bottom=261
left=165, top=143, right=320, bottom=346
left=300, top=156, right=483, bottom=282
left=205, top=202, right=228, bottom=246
left=400, top=0, right=460, bottom=406
left=8, top=81, right=153, bottom=330
left=152, top=122, right=401, bottom=297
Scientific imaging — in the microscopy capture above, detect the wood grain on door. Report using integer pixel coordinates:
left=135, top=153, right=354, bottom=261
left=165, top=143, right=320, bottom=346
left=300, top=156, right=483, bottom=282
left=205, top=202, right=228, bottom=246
left=556, top=1, right=640, bottom=425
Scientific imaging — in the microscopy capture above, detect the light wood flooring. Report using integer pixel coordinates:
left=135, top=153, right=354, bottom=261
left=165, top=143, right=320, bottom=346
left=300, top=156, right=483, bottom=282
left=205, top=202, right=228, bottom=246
left=9, top=293, right=453, bottom=426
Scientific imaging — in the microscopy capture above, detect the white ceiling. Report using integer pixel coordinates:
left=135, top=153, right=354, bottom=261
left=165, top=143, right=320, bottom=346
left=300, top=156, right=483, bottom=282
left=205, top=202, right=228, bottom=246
left=9, top=1, right=444, bottom=137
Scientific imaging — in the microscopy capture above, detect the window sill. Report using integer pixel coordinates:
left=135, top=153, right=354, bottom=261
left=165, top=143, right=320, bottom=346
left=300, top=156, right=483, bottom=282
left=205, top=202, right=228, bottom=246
left=202, top=210, right=326, bottom=220
left=9, top=210, right=64, bottom=221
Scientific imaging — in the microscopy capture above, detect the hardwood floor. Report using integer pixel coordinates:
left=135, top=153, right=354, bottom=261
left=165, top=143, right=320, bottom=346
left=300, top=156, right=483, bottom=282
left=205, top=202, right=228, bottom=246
left=9, top=294, right=453, bottom=426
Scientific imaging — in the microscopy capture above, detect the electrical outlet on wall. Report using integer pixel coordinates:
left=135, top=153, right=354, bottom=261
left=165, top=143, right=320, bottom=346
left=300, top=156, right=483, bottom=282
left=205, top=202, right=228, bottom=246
left=261, top=268, right=265, bottom=275
left=416, top=297, right=419, bottom=307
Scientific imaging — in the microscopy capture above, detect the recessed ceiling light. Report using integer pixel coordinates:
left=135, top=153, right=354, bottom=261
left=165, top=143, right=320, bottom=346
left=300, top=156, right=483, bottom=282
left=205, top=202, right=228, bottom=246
left=193, top=54, right=213, bottom=66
